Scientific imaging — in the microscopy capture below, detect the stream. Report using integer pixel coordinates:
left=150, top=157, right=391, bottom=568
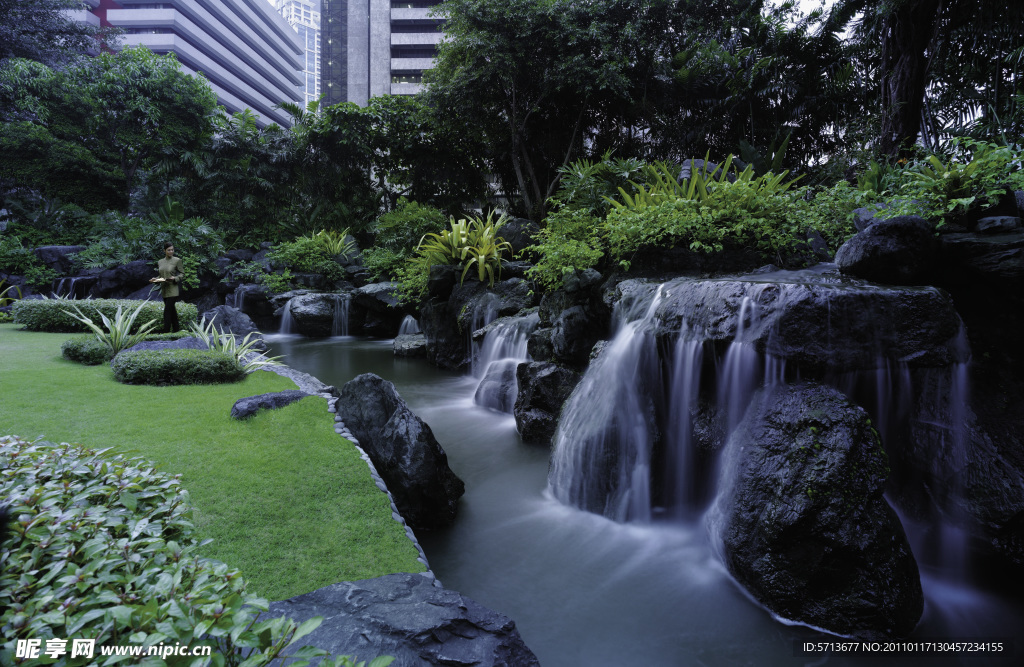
left=265, top=333, right=1023, bottom=667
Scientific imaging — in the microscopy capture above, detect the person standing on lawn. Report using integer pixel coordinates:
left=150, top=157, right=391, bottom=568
left=150, top=241, right=184, bottom=332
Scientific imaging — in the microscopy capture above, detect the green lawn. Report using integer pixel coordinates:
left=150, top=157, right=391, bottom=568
left=0, top=323, right=424, bottom=600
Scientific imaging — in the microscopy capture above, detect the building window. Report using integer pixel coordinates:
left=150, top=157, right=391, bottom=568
left=391, top=71, right=422, bottom=84
left=390, top=20, right=442, bottom=33
left=390, top=46, right=437, bottom=59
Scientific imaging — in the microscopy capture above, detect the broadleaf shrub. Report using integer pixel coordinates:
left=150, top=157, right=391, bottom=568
left=0, top=435, right=380, bottom=666
left=110, top=349, right=246, bottom=385
left=363, top=200, right=447, bottom=280
left=12, top=298, right=198, bottom=333
left=61, top=337, right=113, bottom=365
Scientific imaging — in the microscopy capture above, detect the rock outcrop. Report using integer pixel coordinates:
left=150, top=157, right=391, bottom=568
left=230, top=390, right=311, bottom=419
left=265, top=573, right=540, bottom=667
left=709, top=382, right=923, bottom=638
left=513, top=362, right=581, bottom=445
left=835, top=215, right=938, bottom=285
left=336, top=373, right=464, bottom=530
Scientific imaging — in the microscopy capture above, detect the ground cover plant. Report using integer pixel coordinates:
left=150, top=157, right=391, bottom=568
left=0, top=435, right=395, bottom=667
left=0, top=323, right=425, bottom=602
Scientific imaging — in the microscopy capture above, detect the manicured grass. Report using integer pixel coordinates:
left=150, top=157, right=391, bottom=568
left=0, top=323, right=424, bottom=600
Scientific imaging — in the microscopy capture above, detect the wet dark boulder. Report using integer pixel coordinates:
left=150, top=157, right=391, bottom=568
left=33, top=245, right=85, bottom=274
left=630, top=271, right=966, bottom=374
left=230, top=390, right=310, bottom=419
left=265, top=573, right=540, bottom=667
left=422, top=277, right=537, bottom=370
left=835, top=215, right=939, bottom=285
left=514, top=362, right=582, bottom=445
left=201, top=305, right=265, bottom=350
left=351, top=282, right=405, bottom=336
left=474, top=359, right=519, bottom=413
left=393, top=333, right=426, bottom=358
left=337, top=373, right=464, bottom=530
left=709, top=382, right=923, bottom=639
left=499, top=217, right=540, bottom=256
left=282, top=292, right=349, bottom=338
left=92, top=259, right=153, bottom=298
left=552, top=305, right=601, bottom=368
left=122, top=337, right=209, bottom=354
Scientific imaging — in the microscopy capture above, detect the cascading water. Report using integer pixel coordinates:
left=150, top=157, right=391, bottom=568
left=51, top=277, right=81, bottom=299
left=279, top=298, right=295, bottom=334
left=267, top=268, right=1024, bottom=666
left=472, top=312, right=540, bottom=413
left=549, top=288, right=665, bottom=522
left=330, top=293, right=350, bottom=337
left=398, top=315, right=420, bottom=335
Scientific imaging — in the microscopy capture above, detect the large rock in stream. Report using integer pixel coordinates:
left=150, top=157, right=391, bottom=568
left=710, top=382, right=923, bottom=638
left=280, top=292, right=349, bottom=337
left=336, top=373, right=464, bottom=530
left=265, top=573, right=540, bottom=666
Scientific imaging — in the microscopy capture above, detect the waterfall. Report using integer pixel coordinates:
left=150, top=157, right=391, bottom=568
left=279, top=298, right=295, bottom=334
left=548, top=274, right=977, bottom=541
left=549, top=287, right=665, bottom=522
left=51, top=277, right=80, bottom=299
left=398, top=315, right=420, bottom=336
left=472, top=312, right=540, bottom=413
left=330, top=294, right=350, bottom=337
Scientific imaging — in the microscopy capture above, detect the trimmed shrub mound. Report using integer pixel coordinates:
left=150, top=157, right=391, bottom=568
left=12, top=298, right=198, bottom=333
left=111, top=349, right=246, bottom=385
left=61, top=336, right=113, bottom=365
left=0, top=435, right=355, bottom=665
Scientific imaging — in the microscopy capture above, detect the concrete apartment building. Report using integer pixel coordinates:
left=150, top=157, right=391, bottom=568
left=271, top=0, right=321, bottom=108
left=321, top=0, right=443, bottom=106
left=87, top=0, right=305, bottom=127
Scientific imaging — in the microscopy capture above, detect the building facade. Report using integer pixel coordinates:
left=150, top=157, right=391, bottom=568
left=321, top=0, right=443, bottom=107
left=271, top=0, right=321, bottom=108
left=89, top=0, right=304, bottom=127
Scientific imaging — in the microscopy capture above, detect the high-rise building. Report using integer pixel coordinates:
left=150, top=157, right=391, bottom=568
left=90, top=0, right=305, bottom=127
left=321, top=0, right=443, bottom=107
left=270, top=0, right=321, bottom=108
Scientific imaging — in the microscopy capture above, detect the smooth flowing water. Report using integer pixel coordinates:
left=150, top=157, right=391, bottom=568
left=265, top=333, right=1023, bottom=667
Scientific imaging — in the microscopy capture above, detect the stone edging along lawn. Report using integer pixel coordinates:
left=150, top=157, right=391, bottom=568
left=256, top=357, right=440, bottom=587
left=0, top=323, right=427, bottom=601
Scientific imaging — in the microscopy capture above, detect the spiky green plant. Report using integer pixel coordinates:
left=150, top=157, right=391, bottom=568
left=189, top=317, right=283, bottom=373
left=63, top=301, right=160, bottom=355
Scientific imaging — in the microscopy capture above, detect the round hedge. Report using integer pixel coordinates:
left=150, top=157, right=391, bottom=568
left=111, top=349, right=246, bottom=385
left=61, top=337, right=113, bottom=365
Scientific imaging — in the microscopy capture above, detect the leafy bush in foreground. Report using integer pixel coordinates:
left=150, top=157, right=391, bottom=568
left=61, top=337, right=113, bottom=365
left=0, top=435, right=392, bottom=667
left=12, top=298, right=198, bottom=333
left=111, top=349, right=246, bottom=386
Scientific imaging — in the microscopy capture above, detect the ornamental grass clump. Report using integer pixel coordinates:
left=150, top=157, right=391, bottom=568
left=0, top=435, right=391, bottom=667
left=64, top=301, right=159, bottom=356
left=189, top=318, right=283, bottom=373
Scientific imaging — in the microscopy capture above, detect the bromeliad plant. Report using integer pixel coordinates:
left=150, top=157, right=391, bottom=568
left=189, top=317, right=283, bottom=373
left=415, top=212, right=512, bottom=286
left=396, top=212, right=513, bottom=302
left=63, top=301, right=160, bottom=356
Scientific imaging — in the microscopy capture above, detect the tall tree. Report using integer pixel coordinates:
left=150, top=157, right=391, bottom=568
left=0, top=47, right=217, bottom=210
left=0, top=0, right=109, bottom=66
left=427, top=0, right=673, bottom=218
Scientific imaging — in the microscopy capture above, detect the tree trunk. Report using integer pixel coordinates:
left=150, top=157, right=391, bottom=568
left=878, top=0, right=942, bottom=156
